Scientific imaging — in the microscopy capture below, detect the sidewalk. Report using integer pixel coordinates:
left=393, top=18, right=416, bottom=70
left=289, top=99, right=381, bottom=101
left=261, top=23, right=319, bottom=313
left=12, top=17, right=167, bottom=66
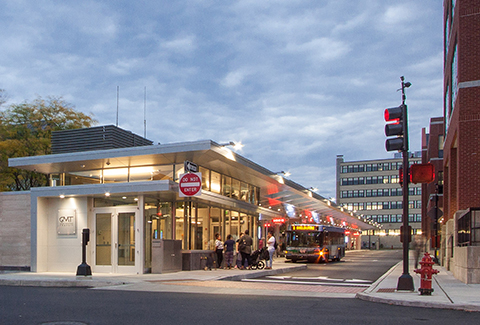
left=356, top=256, right=480, bottom=312
left=0, top=258, right=306, bottom=289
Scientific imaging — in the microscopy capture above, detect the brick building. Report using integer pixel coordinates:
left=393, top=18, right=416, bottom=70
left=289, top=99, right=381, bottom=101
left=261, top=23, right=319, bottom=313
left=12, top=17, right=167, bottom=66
left=420, top=117, right=444, bottom=262
left=442, top=0, right=480, bottom=283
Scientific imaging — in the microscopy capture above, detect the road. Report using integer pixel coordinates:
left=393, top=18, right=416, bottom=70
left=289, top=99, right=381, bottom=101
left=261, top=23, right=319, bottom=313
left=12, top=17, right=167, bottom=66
left=0, top=285, right=478, bottom=324
left=256, top=249, right=403, bottom=284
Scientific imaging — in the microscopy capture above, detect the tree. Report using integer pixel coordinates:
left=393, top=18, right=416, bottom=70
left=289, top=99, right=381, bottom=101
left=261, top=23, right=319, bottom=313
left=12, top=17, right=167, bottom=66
left=0, top=96, right=97, bottom=191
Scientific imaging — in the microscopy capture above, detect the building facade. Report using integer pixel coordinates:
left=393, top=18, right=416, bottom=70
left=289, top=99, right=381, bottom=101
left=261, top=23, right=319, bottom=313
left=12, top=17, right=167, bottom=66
left=420, top=117, right=444, bottom=262
left=336, top=155, right=422, bottom=249
left=2, top=126, right=374, bottom=274
left=441, top=0, right=480, bottom=283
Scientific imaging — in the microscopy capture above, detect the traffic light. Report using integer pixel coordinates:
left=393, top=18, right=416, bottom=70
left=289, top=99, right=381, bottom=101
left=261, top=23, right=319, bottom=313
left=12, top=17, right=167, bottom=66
left=384, top=105, right=406, bottom=151
left=410, top=163, right=435, bottom=184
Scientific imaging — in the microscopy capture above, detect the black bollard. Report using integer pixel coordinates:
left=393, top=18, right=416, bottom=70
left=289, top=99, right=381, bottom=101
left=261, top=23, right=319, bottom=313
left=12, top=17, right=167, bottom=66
left=76, top=228, right=92, bottom=276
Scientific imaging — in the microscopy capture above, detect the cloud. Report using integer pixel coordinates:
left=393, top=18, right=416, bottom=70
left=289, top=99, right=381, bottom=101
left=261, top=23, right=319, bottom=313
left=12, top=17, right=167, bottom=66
left=0, top=0, right=444, bottom=200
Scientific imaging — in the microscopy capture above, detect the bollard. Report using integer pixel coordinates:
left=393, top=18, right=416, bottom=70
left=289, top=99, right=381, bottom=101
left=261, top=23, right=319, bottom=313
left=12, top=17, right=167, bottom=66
left=76, top=228, right=92, bottom=276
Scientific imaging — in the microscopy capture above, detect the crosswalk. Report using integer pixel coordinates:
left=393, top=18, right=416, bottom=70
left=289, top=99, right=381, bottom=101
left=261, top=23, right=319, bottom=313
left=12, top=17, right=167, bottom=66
left=242, top=275, right=372, bottom=287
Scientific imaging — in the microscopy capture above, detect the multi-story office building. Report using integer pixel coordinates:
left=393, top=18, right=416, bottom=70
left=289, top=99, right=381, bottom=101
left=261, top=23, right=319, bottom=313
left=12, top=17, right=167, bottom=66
left=441, top=0, right=480, bottom=283
left=336, top=154, right=422, bottom=249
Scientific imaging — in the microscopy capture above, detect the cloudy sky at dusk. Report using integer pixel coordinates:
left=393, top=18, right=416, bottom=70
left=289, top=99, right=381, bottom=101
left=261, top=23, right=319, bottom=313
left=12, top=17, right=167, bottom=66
left=0, top=0, right=443, bottom=199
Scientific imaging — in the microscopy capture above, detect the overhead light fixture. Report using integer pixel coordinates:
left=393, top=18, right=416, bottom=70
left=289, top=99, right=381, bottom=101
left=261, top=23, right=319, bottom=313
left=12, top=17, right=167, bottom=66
left=219, top=141, right=244, bottom=151
left=105, top=192, right=111, bottom=197
left=59, top=194, right=65, bottom=199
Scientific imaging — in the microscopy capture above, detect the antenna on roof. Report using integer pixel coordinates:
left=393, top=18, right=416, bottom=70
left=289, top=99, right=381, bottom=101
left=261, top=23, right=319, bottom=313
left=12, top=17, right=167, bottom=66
left=116, top=86, right=119, bottom=127
left=144, top=86, right=147, bottom=138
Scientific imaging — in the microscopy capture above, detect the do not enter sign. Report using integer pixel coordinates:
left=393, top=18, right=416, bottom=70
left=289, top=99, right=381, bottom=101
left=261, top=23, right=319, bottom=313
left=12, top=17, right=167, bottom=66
left=179, top=172, right=202, bottom=197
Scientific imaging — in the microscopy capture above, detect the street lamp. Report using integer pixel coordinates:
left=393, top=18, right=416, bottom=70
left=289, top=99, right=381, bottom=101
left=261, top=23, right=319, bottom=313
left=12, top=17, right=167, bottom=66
left=275, top=171, right=291, bottom=177
left=219, top=141, right=244, bottom=151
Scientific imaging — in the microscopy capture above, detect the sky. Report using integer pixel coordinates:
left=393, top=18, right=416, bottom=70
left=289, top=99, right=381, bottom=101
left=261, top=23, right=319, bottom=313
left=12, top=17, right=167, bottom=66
left=0, top=0, right=444, bottom=200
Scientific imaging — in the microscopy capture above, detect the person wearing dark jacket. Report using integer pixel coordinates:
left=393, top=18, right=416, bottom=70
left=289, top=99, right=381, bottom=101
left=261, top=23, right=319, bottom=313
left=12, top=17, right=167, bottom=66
left=238, top=230, right=253, bottom=269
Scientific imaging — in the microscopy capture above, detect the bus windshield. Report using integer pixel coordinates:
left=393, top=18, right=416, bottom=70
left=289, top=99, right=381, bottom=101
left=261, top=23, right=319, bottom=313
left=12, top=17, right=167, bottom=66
left=286, top=231, right=324, bottom=247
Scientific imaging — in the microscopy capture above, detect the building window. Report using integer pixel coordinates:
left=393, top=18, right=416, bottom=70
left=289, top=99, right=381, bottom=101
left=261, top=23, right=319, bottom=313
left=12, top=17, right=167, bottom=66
left=390, top=175, right=400, bottom=184
left=445, top=84, right=451, bottom=134
left=452, top=42, right=458, bottom=107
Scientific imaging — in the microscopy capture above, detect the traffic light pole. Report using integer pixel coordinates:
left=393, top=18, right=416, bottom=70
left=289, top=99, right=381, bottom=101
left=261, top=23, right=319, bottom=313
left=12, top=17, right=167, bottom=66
left=397, top=76, right=414, bottom=291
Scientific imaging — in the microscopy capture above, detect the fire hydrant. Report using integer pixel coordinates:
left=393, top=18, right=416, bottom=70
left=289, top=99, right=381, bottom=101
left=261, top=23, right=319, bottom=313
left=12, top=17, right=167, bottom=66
left=414, top=252, right=439, bottom=295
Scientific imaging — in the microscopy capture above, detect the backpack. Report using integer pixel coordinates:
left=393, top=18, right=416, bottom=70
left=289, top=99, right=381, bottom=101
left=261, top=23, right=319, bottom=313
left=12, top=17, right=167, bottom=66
left=274, top=239, right=278, bottom=250
left=238, top=238, right=246, bottom=251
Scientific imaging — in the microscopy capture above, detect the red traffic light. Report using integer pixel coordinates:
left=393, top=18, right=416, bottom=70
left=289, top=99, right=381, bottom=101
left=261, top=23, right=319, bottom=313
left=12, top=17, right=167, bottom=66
left=384, top=105, right=404, bottom=122
left=410, top=163, right=435, bottom=184
left=385, top=105, right=406, bottom=152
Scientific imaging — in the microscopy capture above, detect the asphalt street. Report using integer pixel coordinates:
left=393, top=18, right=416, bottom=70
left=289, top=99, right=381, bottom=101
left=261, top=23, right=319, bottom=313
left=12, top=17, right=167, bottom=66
left=252, top=249, right=403, bottom=286
left=0, top=286, right=478, bottom=325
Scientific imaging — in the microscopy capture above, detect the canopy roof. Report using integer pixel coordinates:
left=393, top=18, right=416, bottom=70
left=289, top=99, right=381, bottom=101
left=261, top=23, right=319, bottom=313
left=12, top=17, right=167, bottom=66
left=9, top=139, right=377, bottom=230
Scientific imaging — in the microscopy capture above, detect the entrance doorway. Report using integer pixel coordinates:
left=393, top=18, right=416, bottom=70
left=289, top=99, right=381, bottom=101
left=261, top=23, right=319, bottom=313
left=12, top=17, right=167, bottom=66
left=94, top=207, right=137, bottom=273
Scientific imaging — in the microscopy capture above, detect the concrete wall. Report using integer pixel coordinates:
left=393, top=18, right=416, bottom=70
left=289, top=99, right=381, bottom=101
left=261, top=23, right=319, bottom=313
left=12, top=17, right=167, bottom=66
left=0, top=192, right=31, bottom=269
left=453, top=246, right=480, bottom=284
left=36, top=197, right=89, bottom=272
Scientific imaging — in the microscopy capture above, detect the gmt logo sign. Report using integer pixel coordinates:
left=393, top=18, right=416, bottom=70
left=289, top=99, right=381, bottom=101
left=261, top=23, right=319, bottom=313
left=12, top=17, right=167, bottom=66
left=57, top=209, right=77, bottom=235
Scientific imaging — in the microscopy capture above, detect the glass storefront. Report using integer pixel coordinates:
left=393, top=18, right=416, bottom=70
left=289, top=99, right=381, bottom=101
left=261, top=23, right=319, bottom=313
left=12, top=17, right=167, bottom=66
left=142, top=196, right=259, bottom=272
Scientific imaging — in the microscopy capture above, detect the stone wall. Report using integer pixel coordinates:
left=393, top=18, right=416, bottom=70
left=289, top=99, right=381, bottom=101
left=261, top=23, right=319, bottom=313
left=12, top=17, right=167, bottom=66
left=0, top=192, right=31, bottom=270
left=453, top=246, right=480, bottom=284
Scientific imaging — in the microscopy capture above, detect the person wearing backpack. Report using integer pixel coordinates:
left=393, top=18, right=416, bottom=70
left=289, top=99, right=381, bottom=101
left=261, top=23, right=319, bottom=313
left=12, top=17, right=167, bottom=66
left=266, top=231, right=276, bottom=269
left=238, top=230, right=253, bottom=270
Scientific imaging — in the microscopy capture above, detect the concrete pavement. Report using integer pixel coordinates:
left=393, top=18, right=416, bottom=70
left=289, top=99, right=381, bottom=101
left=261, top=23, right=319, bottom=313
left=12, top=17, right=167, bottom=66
left=1, top=255, right=480, bottom=312
left=0, top=258, right=306, bottom=289
left=356, top=256, right=480, bottom=312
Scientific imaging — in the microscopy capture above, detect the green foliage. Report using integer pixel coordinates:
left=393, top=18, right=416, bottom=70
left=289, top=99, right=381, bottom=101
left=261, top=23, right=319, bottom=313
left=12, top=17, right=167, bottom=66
left=0, top=96, right=97, bottom=191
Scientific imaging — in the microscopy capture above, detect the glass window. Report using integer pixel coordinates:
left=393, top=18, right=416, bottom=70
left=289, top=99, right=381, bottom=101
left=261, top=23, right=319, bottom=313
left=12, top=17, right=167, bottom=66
left=200, top=167, right=210, bottom=190
left=231, top=179, right=240, bottom=199
left=103, top=168, right=128, bottom=183
left=130, top=165, right=173, bottom=182
left=211, top=171, right=221, bottom=194
left=240, top=182, right=248, bottom=201
left=175, top=202, right=186, bottom=249
left=223, top=176, right=232, bottom=197
left=452, top=42, right=458, bottom=106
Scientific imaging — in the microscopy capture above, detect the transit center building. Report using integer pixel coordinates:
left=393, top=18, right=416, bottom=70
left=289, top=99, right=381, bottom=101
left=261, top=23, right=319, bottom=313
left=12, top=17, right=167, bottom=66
left=1, top=126, right=375, bottom=274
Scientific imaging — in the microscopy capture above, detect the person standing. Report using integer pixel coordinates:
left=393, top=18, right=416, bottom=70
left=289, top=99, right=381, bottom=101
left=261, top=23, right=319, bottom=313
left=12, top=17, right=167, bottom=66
left=239, top=230, right=253, bottom=269
left=224, top=234, right=235, bottom=269
left=215, top=233, right=224, bottom=269
left=266, top=231, right=276, bottom=269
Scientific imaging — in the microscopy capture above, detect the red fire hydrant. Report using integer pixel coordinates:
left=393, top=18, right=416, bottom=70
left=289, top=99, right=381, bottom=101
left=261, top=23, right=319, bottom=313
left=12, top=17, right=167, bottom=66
left=414, top=252, right=439, bottom=295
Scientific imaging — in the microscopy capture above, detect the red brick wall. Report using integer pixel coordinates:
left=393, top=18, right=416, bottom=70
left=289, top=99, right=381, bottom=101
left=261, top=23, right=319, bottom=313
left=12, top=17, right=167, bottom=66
left=443, top=0, right=480, bottom=222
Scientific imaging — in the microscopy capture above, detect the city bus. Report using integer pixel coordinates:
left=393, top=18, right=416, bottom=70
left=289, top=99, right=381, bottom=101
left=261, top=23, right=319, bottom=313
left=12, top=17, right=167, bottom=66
left=284, top=224, right=346, bottom=263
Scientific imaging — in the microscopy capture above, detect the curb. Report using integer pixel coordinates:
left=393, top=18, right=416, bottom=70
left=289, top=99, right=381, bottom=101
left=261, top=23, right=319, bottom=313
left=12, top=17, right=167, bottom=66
left=218, top=264, right=307, bottom=281
left=356, top=292, right=480, bottom=312
left=0, top=277, right=131, bottom=288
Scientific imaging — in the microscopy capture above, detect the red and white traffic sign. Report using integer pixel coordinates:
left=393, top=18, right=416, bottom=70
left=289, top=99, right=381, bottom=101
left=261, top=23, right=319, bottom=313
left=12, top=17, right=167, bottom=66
left=179, top=172, right=202, bottom=197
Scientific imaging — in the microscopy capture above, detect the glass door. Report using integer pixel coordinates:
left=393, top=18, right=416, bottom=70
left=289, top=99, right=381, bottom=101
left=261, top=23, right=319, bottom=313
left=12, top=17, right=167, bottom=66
left=94, top=207, right=137, bottom=273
